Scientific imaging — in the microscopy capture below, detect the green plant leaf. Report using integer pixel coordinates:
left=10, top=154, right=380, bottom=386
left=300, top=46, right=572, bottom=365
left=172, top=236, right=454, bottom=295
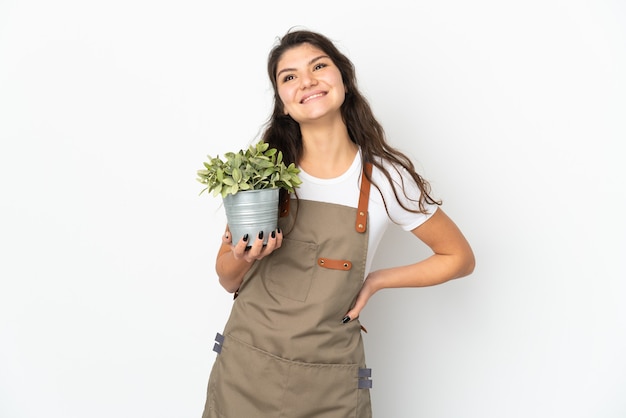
left=262, top=168, right=274, bottom=178
left=232, top=168, right=242, bottom=183
left=233, top=153, right=242, bottom=169
left=258, top=142, right=269, bottom=153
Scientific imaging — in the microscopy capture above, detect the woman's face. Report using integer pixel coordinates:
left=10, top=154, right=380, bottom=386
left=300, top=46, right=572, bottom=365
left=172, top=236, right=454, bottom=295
left=275, top=43, right=346, bottom=124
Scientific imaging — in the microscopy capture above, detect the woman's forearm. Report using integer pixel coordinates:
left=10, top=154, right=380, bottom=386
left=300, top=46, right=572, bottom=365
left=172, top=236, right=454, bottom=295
left=215, top=244, right=254, bottom=293
left=368, top=251, right=475, bottom=293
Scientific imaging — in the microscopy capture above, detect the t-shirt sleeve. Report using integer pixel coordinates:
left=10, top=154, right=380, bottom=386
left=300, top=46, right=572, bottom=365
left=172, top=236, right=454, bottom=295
left=374, top=162, right=439, bottom=231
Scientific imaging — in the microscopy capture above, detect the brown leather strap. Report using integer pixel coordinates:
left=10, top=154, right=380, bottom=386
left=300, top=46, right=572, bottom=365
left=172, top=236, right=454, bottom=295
left=356, top=163, right=373, bottom=233
left=317, top=258, right=352, bottom=270
left=279, top=190, right=290, bottom=217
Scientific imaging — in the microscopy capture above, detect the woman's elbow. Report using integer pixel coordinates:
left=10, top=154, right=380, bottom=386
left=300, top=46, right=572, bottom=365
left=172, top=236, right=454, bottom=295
left=218, top=276, right=241, bottom=294
left=458, top=249, right=476, bottom=278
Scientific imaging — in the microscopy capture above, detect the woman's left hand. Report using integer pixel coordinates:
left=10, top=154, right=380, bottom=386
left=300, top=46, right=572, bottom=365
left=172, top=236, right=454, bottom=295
left=342, top=271, right=382, bottom=324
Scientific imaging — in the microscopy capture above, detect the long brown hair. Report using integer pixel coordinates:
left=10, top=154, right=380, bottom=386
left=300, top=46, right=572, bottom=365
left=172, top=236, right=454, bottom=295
left=262, top=29, right=441, bottom=215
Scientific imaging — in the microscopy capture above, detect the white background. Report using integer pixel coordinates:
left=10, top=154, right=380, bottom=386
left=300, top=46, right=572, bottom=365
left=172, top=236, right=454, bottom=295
left=1, top=1, right=625, bottom=417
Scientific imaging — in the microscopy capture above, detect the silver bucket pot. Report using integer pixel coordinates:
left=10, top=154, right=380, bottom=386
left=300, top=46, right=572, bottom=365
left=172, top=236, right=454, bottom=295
left=222, top=188, right=279, bottom=247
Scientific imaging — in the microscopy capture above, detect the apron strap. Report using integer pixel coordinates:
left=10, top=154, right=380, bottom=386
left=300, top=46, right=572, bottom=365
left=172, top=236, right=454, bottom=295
left=279, top=189, right=291, bottom=217
left=355, top=163, right=373, bottom=233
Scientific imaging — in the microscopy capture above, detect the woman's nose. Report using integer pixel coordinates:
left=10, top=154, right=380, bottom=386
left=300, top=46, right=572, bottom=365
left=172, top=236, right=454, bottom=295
left=300, top=73, right=317, bottom=89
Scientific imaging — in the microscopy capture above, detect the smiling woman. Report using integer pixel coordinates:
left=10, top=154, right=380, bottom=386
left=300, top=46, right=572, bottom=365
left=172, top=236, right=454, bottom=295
left=200, top=29, right=475, bottom=418
left=276, top=45, right=347, bottom=126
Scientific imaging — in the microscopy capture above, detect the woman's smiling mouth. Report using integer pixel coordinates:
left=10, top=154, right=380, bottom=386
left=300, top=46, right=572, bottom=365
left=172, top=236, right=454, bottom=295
left=301, top=92, right=326, bottom=104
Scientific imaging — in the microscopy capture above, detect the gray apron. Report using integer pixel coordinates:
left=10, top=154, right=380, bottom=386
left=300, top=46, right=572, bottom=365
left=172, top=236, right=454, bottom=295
left=203, top=165, right=373, bottom=418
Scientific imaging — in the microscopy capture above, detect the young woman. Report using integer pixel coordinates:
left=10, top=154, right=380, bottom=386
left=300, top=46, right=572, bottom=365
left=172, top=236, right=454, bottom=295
left=202, top=29, right=475, bottom=418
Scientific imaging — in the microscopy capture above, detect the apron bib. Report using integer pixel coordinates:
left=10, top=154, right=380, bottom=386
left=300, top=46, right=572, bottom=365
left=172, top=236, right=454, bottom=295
left=203, top=166, right=373, bottom=418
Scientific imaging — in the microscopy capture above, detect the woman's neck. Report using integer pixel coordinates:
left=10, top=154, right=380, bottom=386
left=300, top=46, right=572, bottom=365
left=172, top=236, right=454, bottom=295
left=298, top=122, right=358, bottom=179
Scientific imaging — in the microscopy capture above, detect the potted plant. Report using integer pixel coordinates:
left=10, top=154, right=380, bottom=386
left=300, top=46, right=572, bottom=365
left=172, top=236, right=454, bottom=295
left=196, top=141, right=302, bottom=246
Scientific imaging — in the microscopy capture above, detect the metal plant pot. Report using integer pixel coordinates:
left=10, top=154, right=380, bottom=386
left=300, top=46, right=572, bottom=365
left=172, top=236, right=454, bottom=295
left=222, top=188, right=279, bottom=247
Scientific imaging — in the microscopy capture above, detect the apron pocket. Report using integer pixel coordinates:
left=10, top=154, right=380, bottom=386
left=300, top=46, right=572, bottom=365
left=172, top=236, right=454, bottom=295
left=281, top=361, right=367, bottom=418
left=267, top=238, right=318, bottom=302
left=207, top=336, right=289, bottom=418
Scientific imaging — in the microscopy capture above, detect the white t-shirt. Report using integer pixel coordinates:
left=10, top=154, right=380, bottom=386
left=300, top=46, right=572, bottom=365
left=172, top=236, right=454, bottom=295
left=294, top=149, right=438, bottom=275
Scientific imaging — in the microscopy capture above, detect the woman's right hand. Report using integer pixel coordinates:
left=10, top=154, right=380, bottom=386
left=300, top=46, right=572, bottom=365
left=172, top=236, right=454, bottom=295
left=216, top=226, right=283, bottom=293
left=230, top=228, right=283, bottom=263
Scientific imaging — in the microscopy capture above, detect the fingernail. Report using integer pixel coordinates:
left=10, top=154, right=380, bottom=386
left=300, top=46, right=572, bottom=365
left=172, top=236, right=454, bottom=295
left=243, top=234, right=248, bottom=242
left=258, top=231, right=264, bottom=239
left=271, top=230, right=276, bottom=238
left=342, top=315, right=351, bottom=324
left=277, top=227, right=282, bottom=234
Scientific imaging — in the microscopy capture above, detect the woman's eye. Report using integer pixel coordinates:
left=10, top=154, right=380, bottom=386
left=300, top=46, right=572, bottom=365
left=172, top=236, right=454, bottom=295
left=282, top=74, right=295, bottom=82
left=313, top=63, right=327, bottom=71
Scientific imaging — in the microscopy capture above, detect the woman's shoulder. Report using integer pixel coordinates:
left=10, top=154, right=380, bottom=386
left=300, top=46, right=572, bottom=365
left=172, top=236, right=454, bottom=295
left=370, top=155, right=413, bottom=189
